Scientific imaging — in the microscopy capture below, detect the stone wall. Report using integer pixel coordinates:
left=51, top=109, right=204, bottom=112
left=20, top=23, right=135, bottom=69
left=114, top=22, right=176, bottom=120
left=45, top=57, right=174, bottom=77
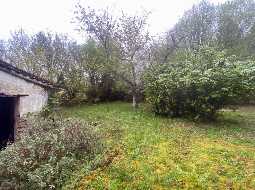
left=0, top=70, right=48, bottom=116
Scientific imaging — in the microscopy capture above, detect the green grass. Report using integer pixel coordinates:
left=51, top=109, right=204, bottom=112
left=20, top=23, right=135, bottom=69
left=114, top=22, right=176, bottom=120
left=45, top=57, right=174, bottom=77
left=61, top=102, right=255, bottom=190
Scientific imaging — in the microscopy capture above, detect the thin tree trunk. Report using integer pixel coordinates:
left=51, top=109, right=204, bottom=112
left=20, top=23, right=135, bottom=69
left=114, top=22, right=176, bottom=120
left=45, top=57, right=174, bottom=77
left=132, top=93, right=138, bottom=109
left=130, top=60, right=138, bottom=109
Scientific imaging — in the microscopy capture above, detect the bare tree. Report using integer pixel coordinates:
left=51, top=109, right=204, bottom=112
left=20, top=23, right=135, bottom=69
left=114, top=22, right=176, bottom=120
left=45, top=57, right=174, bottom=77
left=114, top=13, right=150, bottom=108
left=148, top=30, right=184, bottom=64
left=0, top=40, right=7, bottom=61
left=75, top=5, right=150, bottom=108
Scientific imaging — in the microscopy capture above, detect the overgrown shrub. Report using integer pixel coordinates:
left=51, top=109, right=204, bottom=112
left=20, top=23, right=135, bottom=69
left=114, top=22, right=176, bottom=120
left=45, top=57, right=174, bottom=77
left=55, top=76, right=130, bottom=106
left=85, top=83, right=130, bottom=103
left=56, top=75, right=89, bottom=106
left=0, top=116, right=101, bottom=189
left=144, top=47, right=255, bottom=120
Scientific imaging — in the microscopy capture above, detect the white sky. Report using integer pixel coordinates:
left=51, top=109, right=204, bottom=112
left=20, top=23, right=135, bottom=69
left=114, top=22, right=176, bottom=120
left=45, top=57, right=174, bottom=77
left=0, top=0, right=227, bottom=42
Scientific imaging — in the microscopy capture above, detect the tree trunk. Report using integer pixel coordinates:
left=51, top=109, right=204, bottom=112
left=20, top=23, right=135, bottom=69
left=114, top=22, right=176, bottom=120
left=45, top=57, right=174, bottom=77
left=132, top=94, right=138, bottom=109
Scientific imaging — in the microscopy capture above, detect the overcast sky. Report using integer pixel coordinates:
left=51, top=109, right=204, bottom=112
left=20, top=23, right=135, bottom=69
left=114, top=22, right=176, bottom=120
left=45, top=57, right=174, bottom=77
left=0, top=0, right=227, bottom=42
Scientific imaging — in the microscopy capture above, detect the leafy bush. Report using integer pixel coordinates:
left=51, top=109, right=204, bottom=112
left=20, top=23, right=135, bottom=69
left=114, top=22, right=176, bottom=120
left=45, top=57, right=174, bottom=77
left=85, top=84, right=130, bottom=103
left=55, top=75, right=130, bottom=106
left=144, top=47, right=255, bottom=120
left=0, top=116, right=101, bottom=189
left=57, top=75, right=89, bottom=106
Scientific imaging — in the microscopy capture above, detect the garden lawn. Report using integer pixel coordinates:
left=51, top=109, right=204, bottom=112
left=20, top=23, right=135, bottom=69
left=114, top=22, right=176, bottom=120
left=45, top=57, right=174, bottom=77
left=61, top=102, right=255, bottom=190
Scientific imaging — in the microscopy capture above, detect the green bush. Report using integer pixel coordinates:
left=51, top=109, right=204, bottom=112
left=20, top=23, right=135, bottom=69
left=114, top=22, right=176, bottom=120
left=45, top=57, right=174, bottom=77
left=57, top=77, right=89, bottom=106
left=85, top=85, right=130, bottom=103
left=55, top=76, right=130, bottom=106
left=0, top=116, right=101, bottom=189
left=144, top=47, right=255, bottom=120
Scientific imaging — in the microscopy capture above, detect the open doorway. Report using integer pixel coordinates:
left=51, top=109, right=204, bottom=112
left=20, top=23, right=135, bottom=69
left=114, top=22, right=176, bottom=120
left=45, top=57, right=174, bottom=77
left=0, top=97, right=17, bottom=149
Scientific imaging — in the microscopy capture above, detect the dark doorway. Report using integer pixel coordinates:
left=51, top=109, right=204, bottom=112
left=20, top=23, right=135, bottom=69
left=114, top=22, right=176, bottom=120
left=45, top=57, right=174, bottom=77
left=0, top=97, right=16, bottom=149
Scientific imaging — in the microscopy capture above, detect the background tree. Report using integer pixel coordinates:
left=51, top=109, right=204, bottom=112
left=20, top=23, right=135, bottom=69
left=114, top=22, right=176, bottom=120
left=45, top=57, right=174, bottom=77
left=114, top=13, right=150, bottom=108
left=75, top=6, right=150, bottom=108
left=174, top=0, right=216, bottom=49
left=4, top=30, right=80, bottom=81
left=0, top=40, right=6, bottom=60
left=217, top=0, right=255, bottom=57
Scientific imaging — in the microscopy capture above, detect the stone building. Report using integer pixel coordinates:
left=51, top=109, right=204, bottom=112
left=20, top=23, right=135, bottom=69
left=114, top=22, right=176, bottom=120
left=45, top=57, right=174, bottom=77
left=0, top=59, right=54, bottom=146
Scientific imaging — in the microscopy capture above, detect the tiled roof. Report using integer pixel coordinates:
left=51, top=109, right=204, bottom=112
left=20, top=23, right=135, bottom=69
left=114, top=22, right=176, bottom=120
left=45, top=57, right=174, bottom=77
left=0, top=59, right=54, bottom=88
left=0, top=92, right=28, bottom=97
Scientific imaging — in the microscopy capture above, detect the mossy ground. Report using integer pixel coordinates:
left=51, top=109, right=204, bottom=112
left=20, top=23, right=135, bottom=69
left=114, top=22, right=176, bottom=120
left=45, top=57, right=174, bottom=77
left=61, top=102, right=255, bottom=190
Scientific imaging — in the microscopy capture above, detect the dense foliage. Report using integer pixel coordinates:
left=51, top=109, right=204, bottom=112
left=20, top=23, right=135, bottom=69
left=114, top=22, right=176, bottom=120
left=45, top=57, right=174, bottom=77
left=0, top=116, right=101, bottom=189
left=0, top=0, right=255, bottom=108
left=145, top=48, right=255, bottom=119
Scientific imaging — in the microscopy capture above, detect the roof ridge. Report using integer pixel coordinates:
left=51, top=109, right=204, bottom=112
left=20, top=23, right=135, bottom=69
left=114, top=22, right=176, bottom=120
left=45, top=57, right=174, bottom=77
left=0, top=59, right=55, bottom=88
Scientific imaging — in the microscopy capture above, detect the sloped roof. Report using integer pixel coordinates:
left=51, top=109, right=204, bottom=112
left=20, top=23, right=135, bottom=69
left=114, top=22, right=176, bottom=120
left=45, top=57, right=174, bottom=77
left=0, top=59, right=54, bottom=88
left=0, top=92, right=28, bottom=97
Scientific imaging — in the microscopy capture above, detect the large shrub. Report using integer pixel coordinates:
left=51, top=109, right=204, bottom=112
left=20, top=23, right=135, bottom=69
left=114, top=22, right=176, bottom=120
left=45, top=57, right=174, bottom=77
left=85, top=81, right=130, bottom=103
left=55, top=75, right=130, bottom=106
left=144, top=47, right=255, bottom=119
left=0, top=116, right=101, bottom=189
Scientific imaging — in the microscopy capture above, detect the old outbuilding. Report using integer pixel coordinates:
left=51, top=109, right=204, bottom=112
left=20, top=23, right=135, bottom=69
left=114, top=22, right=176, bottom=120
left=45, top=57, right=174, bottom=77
left=0, top=59, right=54, bottom=147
